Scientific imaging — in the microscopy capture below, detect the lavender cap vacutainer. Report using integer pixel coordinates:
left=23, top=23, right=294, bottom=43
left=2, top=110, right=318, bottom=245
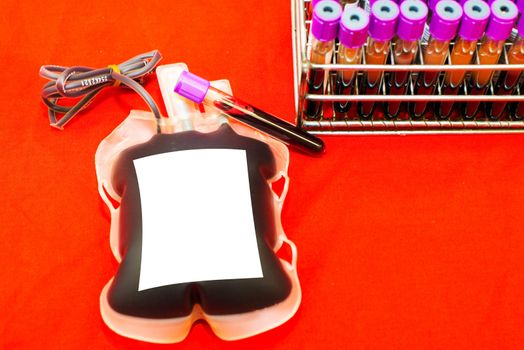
left=311, top=0, right=343, bottom=42
left=430, top=0, right=463, bottom=41
left=339, top=7, right=370, bottom=48
left=174, top=71, right=210, bottom=104
left=398, top=0, right=429, bottom=41
left=369, top=0, right=400, bottom=41
left=486, top=0, right=518, bottom=41
left=459, top=0, right=491, bottom=41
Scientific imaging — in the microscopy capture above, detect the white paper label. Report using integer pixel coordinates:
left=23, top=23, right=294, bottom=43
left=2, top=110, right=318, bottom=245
left=133, top=148, right=263, bottom=291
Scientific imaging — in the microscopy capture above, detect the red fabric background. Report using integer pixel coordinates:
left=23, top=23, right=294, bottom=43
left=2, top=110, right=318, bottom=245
left=1, top=0, right=524, bottom=348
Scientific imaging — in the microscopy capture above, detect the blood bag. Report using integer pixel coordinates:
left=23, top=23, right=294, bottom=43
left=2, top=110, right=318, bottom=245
left=95, top=67, right=301, bottom=343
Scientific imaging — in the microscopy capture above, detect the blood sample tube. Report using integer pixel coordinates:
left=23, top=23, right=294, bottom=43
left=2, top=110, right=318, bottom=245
left=359, top=0, right=400, bottom=119
left=489, top=17, right=524, bottom=119
left=385, top=0, right=428, bottom=119
left=464, top=0, right=518, bottom=119
left=411, top=0, right=462, bottom=118
left=174, top=71, right=325, bottom=154
left=437, top=0, right=490, bottom=119
left=333, top=7, right=369, bottom=119
left=304, top=0, right=343, bottom=120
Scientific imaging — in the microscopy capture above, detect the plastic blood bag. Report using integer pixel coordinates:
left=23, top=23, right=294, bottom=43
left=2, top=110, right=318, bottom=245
left=96, top=67, right=301, bottom=343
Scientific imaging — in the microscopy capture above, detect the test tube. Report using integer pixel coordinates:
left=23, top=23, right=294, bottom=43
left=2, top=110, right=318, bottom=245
left=385, top=0, right=428, bottom=119
left=174, top=71, right=325, bottom=154
left=464, top=0, right=518, bottom=119
left=411, top=0, right=462, bottom=118
left=304, top=0, right=343, bottom=120
left=489, top=17, right=524, bottom=119
left=333, top=7, right=369, bottom=119
left=437, top=0, right=490, bottom=119
left=359, top=0, right=400, bottom=118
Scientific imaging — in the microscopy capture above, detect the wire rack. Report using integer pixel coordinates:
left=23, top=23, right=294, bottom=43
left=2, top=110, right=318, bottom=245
left=291, top=0, right=524, bottom=134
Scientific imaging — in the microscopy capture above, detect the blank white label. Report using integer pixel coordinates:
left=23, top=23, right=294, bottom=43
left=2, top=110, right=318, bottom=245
left=133, top=148, right=263, bottom=292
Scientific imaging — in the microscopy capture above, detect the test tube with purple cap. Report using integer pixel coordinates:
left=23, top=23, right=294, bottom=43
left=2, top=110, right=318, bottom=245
left=174, top=71, right=325, bottom=154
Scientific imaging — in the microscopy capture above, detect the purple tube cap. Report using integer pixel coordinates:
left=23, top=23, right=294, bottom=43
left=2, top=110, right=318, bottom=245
left=459, top=0, right=490, bottom=41
left=486, top=0, right=518, bottom=41
left=430, top=0, right=463, bottom=41
left=339, top=7, right=370, bottom=48
left=370, top=0, right=400, bottom=41
left=398, top=0, right=429, bottom=41
left=174, top=71, right=210, bottom=104
left=312, top=0, right=343, bottom=42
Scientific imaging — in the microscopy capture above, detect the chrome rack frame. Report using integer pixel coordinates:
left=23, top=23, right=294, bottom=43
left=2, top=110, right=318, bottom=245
left=291, top=0, right=524, bottom=134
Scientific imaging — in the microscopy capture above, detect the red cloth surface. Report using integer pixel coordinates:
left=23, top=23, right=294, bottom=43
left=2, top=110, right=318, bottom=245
left=1, top=0, right=524, bottom=349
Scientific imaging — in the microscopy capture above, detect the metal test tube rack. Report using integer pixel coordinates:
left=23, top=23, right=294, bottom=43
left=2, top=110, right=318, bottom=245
left=291, top=0, right=524, bottom=134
